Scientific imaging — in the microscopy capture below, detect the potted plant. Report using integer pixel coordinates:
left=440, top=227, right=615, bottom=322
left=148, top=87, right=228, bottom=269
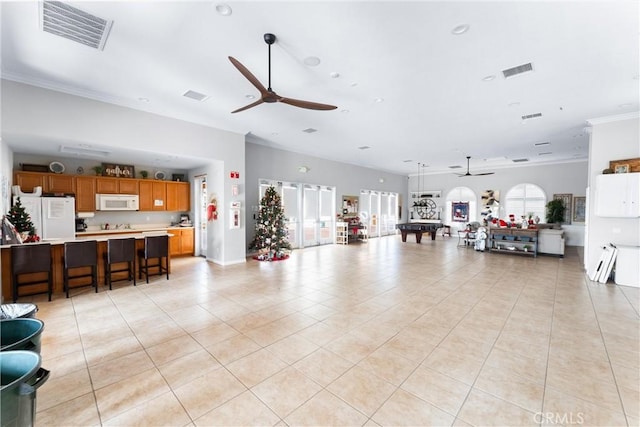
left=523, top=244, right=532, bottom=252
left=546, top=199, right=566, bottom=224
left=140, top=170, right=149, bottom=179
left=91, top=165, right=103, bottom=176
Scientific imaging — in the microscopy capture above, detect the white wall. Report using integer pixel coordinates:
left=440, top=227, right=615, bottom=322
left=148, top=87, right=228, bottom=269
left=2, top=80, right=246, bottom=265
left=0, top=139, right=13, bottom=215
left=586, top=113, right=640, bottom=273
left=245, top=142, right=407, bottom=249
left=409, top=161, right=588, bottom=244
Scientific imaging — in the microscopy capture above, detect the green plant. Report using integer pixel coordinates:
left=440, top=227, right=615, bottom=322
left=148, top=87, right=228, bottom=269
left=91, top=165, right=103, bottom=176
left=546, top=199, right=566, bottom=223
left=140, top=170, right=149, bottom=179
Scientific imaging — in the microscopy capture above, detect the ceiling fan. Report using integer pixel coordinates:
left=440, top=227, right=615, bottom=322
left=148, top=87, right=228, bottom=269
left=456, top=156, right=495, bottom=177
left=228, top=33, right=338, bottom=113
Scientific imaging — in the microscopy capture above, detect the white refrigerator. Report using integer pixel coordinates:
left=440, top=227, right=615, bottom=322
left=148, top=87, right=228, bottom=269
left=41, top=196, right=76, bottom=240
left=13, top=195, right=76, bottom=240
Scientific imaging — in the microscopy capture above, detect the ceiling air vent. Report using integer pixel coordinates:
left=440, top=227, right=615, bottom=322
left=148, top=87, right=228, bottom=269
left=183, top=90, right=209, bottom=102
left=512, top=158, right=529, bottom=163
left=534, top=141, right=550, bottom=147
left=358, top=145, right=370, bottom=150
left=502, top=62, right=533, bottom=79
left=522, top=113, right=542, bottom=121
left=40, top=1, right=113, bottom=50
left=448, top=165, right=463, bottom=169
left=302, top=128, right=318, bottom=134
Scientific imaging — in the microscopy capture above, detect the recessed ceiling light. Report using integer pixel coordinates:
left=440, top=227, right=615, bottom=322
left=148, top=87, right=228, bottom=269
left=451, top=24, right=470, bottom=35
left=329, top=72, right=340, bottom=78
left=246, top=94, right=256, bottom=99
left=303, top=56, right=321, bottom=66
left=340, top=109, right=350, bottom=113
left=508, top=102, right=521, bottom=107
left=374, top=97, right=384, bottom=103
left=137, top=97, right=149, bottom=102
left=215, top=4, right=232, bottom=16
left=271, top=132, right=279, bottom=136
left=350, top=82, right=358, bottom=87
left=482, top=75, right=496, bottom=82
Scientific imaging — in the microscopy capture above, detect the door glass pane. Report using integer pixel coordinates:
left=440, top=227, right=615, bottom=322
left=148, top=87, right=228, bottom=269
left=303, top=186, right=319, bottom=246
left=369, top=192, right=380, bottom=237
left=282, top=185, right=299, bottom=248
left=319, top=187, right=334, bottom=244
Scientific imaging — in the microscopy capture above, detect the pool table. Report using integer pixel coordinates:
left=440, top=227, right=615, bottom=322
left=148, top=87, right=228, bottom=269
left=396, top=222, right=443, bottom=243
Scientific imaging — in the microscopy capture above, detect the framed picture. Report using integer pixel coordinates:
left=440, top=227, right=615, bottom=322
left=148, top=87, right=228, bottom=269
left=451, top=201, right=469, bottom=222
left=572, top=196, right=586, bottom=223
left=614, top=164, right=630, bottom=174
left=553, top=193, right=572, bottom=224
left=172, top=174, right=185, bottom=182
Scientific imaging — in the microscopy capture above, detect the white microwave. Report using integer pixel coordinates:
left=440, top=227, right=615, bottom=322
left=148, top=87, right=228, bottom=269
left=96, top=194, right=139, bottom=211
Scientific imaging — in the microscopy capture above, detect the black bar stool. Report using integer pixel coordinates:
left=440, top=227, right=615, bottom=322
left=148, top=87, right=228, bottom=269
left=138, top=235, right=169, bottom=283
left=104, top=238, right=136, bottom=289
left=63, top=240, right=98, bottom=298
left=11, top=244, right=53, bottom=302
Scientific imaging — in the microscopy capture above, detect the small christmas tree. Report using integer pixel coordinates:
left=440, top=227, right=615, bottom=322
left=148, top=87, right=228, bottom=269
left=6, top=197, right=39, bottom=242
left=250, top=186, right=291, bottom=260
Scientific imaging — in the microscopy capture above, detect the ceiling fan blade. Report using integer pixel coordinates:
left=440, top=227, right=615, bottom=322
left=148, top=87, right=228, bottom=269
left=473, top=172, right=495, bottom=176
left=231, top=99, right=265, bottom=114
left=228, top=56, right=268, bottom=94
left=280, top=97, right=337, bottom=111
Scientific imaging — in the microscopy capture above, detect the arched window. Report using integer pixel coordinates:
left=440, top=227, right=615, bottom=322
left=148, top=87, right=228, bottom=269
left=504, top=183, right=546, bottom=222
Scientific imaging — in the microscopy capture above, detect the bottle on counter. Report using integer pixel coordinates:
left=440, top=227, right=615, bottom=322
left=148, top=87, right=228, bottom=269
left=105, top=223, right=110, bottom=230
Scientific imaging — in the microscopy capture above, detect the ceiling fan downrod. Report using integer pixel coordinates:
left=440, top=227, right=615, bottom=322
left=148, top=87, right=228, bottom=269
left=264, top=33, right=276, bottom=92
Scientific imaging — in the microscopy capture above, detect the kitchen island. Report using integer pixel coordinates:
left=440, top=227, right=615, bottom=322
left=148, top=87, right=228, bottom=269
left=0, top=226, right=192, bottom=301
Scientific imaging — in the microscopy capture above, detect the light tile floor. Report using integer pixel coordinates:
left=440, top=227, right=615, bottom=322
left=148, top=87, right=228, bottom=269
left=23, top=236, right=639, bottom=426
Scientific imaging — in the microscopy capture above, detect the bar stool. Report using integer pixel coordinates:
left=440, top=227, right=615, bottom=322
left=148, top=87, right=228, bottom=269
left=104, top=238, right=136, bottom=290
left=138, top=235, right=169, bottom=283
left=11, top=244, right=53, bottom=302
left=63, top=240, right=98, bottom=298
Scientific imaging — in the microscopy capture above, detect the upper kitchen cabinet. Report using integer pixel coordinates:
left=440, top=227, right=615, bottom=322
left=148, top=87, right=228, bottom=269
left=14, top=172, right=47, bottom=193
left=75, top=176, right=96, bottom=212
left=139, top=180, right=167, bottom=211
left=166, top=181, right=190, bottom=212
left=96, top=177, right=138, bottom=194
left=595, top=173, right=640, bottom=217
left=48, top=174, right=75, bottom=193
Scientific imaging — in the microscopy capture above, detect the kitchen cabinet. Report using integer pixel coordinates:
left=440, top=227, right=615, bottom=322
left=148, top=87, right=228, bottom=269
left=14, top=172, right=47, bottom=193
left=595, top=173, right=640, bottom=217
left=48, top=174, right=75, bottom=193
left=166, top=181, right=190, bottom=212
left=168, top=227, right=194, bottom=256
left=139, top=180, right=166, bottom=211
left=96, top=177, right=138, bottom=194
left=75, top=177, right=96, bottom=212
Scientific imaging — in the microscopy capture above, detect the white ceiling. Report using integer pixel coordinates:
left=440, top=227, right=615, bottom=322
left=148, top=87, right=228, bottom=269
left=1, top=1, right=638, bottom=175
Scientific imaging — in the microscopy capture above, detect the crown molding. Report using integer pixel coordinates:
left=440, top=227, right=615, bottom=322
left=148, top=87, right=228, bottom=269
left=587, top=111, right=640, bottom=125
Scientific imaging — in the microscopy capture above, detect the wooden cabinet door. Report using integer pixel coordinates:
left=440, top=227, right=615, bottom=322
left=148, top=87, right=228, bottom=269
left=138, top=181, right=154, bottom=211
left=165, top=182, right=179, bottom=211
left=14, top=172, right=47, bottom=193
left=169, top=229, right=182, bottom=256
left=118, top=179, right=138, bottom=194
left=48, top=175, right=75, bottom=193
left=75, top=177, right=96, bottom=212
left=180, top=228, right=194, bottom=255
left=152, top=181, right=166, bottom=211
left=96, top=178, right=118, bottom=194
left=177, top=182, right=190, bottom=212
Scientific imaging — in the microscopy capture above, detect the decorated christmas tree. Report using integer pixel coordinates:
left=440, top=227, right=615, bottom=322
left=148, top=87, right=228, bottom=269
left=6, top=197, right=39, bottom=242
left=251, top=186, right=291, bottom=260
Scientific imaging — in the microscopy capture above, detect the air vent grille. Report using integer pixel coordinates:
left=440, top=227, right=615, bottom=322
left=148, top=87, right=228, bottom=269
left=40, top=1, right=113, bottom=50
left=502, top=62, right=533, bottom=78
left=358, top=146, right=370, bottom=150
left=512, top=158, right=529, bottom=163
left=302, top=128, right=318, bottom=134
left=522, top=113, right=542, bottom=121
left=448, top=165, right=463, bottom=169
left=538, top=152, right=552, bottom=156
left=183, top=90, right=209, bottom=101
left=534, top=141, right=550, bottom=146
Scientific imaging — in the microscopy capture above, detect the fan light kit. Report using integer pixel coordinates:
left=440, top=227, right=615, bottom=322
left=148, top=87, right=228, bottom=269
left=229, top=33, right=337, bottom=113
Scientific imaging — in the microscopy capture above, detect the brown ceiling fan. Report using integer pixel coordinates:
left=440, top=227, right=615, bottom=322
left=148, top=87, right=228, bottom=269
left=456, top=156, right=495, bottom=177
left=228, top=33, right=337, bottom=113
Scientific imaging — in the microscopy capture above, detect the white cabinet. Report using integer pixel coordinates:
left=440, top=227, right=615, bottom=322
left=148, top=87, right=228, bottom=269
left=595, top=174, right=640, bottom=217
left=336, top=222, right=348, bottom=245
